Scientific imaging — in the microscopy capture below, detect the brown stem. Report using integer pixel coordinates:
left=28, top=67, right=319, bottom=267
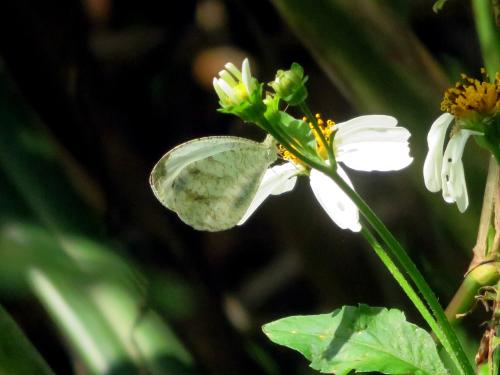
left=471, top=156, right=500, bottom=268
left=445, top=156, right=500, bottom=324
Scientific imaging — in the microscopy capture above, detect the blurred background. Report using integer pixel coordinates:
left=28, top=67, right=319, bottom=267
left=0, top=0, right=492, bottom=374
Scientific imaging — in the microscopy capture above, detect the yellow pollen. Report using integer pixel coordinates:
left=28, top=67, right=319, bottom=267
left=441, top=71, right=500, bottom=118
left=279, top=113, right=336, bottom=164
left=310, top=113, right=335, bottom=159
left=278, top=144, right=302, bottom=165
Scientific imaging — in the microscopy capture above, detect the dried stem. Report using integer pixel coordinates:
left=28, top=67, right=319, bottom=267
left=445, top=157, right=500, bottom=326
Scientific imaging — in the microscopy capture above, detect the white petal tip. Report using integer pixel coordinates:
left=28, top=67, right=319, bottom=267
left=424, top=183, right=441, bottom=193
left=349, top=223, right=362, bottom=232
left=310, top=167, right=361, bottom=233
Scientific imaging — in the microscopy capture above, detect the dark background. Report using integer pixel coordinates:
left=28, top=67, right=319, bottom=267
left=0, top=0, right=491, bottom=374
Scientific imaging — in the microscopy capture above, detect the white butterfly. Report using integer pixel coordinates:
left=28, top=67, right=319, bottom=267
left=150, top=136, right=278, bottom=231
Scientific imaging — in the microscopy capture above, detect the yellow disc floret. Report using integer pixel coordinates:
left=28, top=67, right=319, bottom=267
left=441, top=70, right=500, bottom=118
left=278, top=144, right=302, bottom=165
left=278, top=113, right=335, bottom=165
left=310, top=113, right=335, bottom=159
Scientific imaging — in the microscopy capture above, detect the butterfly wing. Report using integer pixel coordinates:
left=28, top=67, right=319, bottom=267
left=150, top=136, right=277, bottom=231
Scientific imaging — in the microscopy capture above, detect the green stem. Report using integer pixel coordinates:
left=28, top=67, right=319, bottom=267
left=445, top=156, right=500, bottom=324
left=297, top=102, right=337, bottom=170
left=445, top=263, right=499, bottom=325
left=473, top=0, right=500, bottom=77
left=360, top=227, right=448, bottom=345
left=325, top=170, right=474, bottom=374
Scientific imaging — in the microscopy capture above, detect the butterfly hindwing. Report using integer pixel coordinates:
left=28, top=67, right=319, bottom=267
left=150, top=136, right=277, bottom=231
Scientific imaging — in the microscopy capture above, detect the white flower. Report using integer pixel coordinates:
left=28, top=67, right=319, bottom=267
left=423, top=113, right=480, bottom=212
left=213, top=58, right=256, bottom=107
left=238, top=115, right=413, bottom=232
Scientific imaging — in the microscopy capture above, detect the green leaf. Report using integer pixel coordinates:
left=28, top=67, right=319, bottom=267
left=262, top=304, right=447, bottom=375
left=0, top=304, right=55, bottom=375
left=0, top=69, right=196, bottom=375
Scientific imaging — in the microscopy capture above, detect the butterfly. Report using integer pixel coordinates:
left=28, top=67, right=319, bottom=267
left=150, top=136, right=277, bottom=231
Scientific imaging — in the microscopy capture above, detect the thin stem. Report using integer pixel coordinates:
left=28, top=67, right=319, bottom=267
left=320, top=167, right=474, bottom=374
left=445, top=262, right=499, bottom=325
left=360, top=227, right=448, bottom=347
left=474, top=156, right=500, bottom=262
left=298, top=102, right=337, bottom=170
left=473, top=0, right=500, bottom=77
left=444, top=157, right=499, bottom=323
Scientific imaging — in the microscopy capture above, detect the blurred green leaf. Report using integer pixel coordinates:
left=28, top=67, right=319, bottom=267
left=0, top=70, right=195, bottom=374
left=0, top=304, right=54, bottom=375
left=263, top=304, right=446, bottom=375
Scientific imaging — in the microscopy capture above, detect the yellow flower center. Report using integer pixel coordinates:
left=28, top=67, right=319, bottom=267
left=279, top=113, right=335, bottom=165
left=231, top=82, right=250, bottom=104
left=278, top=144, right=300, bottom=164
left=441, top=70, right=500, bottom=118
left=309, top=113, right=335, bottom=159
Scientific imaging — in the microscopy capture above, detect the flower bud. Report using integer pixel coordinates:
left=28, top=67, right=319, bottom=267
left=213, top=58, right=266, bottom=122
left=269, top=63, right=308, bottom=106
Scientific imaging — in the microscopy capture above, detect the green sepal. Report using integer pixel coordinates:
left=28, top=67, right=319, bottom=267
left=217, top=81, right=267, bottom=123
left=264, top=108, right=319, bottom=161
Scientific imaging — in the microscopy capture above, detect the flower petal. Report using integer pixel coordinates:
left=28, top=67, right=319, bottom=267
left=213, top=78, right=228, bottom=102
left=454, top=162, right=469, bottom=213
left=241, top=58, right=252, bottom=95
left=423, top=113, right=453, bottom=192
left=216, top=78, right=236, bottom=100
left=224, top=62, right=242, bottom=80
left=218, top=69, right=238, bottom=86
left=441, top=160, right=469, bottom=212
left=441, top=129, right=472, bottom=212
left=309, top=166, right=361, bottom=232
left=336, top=126, right=411, bottom=145
left=334, top=115, right=398, bottom=134
left=334, top=116, right=413, bottom=171
left=336, top=141, right=413, bottom=172
left=238, top=162, right=298, bottom=225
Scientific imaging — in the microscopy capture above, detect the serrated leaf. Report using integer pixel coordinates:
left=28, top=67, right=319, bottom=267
left=263, top=304, right=447, bottom=375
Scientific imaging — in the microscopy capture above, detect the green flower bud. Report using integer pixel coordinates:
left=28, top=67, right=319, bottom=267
left=213, top=58, right=266, bottom=123
left=269, top=63, right=308, bottom=106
